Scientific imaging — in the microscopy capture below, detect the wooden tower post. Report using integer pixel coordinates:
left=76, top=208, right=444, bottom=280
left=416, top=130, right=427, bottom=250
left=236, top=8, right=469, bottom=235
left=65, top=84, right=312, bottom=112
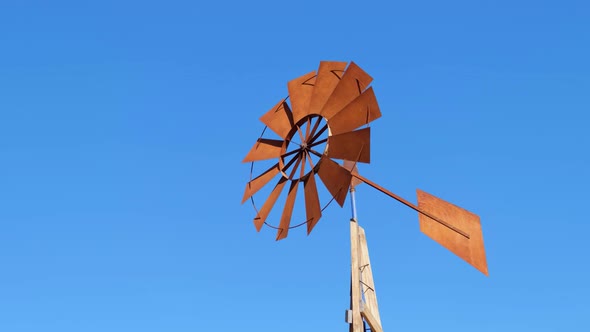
left=348, top=186, right=383, bottom=332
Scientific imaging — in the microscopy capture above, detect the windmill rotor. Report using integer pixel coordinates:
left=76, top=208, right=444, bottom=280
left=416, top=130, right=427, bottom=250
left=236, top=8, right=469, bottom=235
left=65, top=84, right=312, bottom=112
left=242, top=61, right=380, bottom=240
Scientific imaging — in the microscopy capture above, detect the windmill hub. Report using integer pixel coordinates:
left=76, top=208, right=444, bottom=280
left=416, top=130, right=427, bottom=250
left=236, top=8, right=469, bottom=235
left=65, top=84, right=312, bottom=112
left=259, top=113, right=330, bottom=182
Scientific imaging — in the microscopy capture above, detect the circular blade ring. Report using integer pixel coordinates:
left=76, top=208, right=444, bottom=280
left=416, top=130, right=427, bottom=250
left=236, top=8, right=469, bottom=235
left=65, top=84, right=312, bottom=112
left=247, top=118, right=336, bottom=231
left=243, top=61, right=379, bottom=237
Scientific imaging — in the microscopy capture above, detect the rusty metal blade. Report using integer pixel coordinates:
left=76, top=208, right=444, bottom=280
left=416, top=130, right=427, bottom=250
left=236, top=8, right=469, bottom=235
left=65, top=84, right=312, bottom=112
left=242, top=138, right=284, bottom=162
left=288, top=71, right=316, bottom=123
left=327, top=87, right=381, bottom=136
left=253, top=177, right=288, bottom=231
left=417, top=189, right=488, bottom=276
left=316, top=156, right=351, bottom=206
left=259, top=99, right=294, bottom=139
left=304, top=173, right=322, bottom=234
left=320, top=62, right=373, bottom=119
left=308, top=61, right=347, bottom=114
left=299, top=149, right=307, bottom=179
left=343, top=160, right=362, bottom=188
left=327, top=127, right=371, bottom=163
left=276, top=180, right=299, bottom=241
left=241, top=163, right=280, bottom=204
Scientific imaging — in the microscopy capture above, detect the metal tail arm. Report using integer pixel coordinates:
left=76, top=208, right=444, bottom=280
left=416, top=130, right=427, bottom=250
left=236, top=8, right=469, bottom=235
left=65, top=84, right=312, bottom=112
left=351, top=173, right=470, bottom=239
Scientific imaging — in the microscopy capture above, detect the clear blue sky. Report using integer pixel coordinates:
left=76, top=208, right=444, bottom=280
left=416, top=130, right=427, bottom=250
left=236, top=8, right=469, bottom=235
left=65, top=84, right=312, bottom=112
left=1, top=1, right=588, bottom=331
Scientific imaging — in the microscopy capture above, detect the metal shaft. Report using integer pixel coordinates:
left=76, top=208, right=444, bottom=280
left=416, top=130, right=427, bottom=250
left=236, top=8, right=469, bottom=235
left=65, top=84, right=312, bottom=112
left=350, top=187, right=358, bottom=221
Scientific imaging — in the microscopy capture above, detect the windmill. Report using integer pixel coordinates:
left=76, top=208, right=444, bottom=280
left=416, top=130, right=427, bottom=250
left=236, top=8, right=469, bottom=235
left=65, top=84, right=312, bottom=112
left=241, top=61, right=488, bottom=331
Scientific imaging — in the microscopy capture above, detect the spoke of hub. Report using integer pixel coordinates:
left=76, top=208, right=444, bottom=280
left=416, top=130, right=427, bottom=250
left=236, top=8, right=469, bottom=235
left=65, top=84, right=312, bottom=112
left=304, top=117, right=311, bottom=142
left=309, top=124, right=328, bottom=144
left=281, top=148, right=300, bottom=159
left=305, top=150, right=315, bottom=170
left=307, top=116, right=322, bottom=142
left=300, top=151, right=307, bottom=178
left=308, top=138, right=327, bottom=148
left=296, top=123, right=305, bottom=143
left=289, top=154, right=303, bottom=179
left=282, top=152, right=301, bottom=173
left=308, top=148, right=323, bottom=158
left=288, top=139, right=303, bottom=148
left=284, top=140, right=303, bottom=152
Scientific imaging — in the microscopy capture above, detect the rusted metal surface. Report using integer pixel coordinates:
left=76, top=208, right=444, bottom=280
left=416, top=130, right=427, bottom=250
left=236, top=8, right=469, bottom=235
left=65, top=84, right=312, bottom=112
left=320, top=62, right=373, bottom=119
left=242, top=138, right=284, bottom=162
left=253, top=177, right=287, bottom=231
left=288, top=71, right=316, bottom=123
left=303, top=172, right=322, bottom=234
left=327, top=127, right=370, bottom=163
left=259, top=99, right=294, bottom=139
left=343, top=160, right=363, bottom=188
left=308, top=61, right=347, bottom=114
left=242, top=163, right=280, bottom=204
left=316, top=156, right=352, bottom=207
left=417, top=189, right=488, bottom=275
left=328, top=87, right=381, bottom=135
left=276, top=180, right=299, bottom=240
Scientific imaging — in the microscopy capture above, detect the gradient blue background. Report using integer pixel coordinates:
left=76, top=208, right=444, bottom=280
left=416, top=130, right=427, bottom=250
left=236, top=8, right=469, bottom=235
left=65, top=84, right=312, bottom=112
left=1, top=1, right=588, bottom=331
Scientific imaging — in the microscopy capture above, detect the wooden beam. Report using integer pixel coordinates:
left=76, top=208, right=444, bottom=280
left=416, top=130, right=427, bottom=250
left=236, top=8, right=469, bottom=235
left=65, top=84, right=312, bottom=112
left=361, top=306, right=383, bottom=332
left=358, top=226, right=382, bottom=325
left=350, top=219, right=363, bottom=332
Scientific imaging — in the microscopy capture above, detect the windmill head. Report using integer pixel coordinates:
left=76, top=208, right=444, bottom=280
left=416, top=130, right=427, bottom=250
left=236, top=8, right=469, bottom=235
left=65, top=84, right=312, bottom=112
left=241, top=60, right=489, bottom=275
